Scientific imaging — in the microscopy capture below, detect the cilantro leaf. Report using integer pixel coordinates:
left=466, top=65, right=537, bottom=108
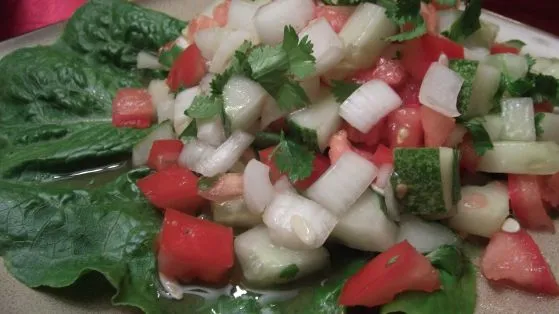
left=274, top=79, right=312, bottom=112
left=248, top=45, right=289, bottom=81
left=502, top=72, right=559, bottom=106
left=272, top=132, right=314, bottom=182
left=179, top=120, right=198, bottom=140
left=331, top=80, right=361, bottom=103
left=463, top=119, right=494, bottom=156
left=433, top=0, right=459, bottom=6
left=444, top=0, right=482, bottom=42
left=384, top=0, right=427, bottom=42
left=387, top=20, right=427, bottom=42
left=283, top=26, right=316, bottom=79
left=505, top=39, right=527, bottom=50
left=535, top=112, right=545, bottom=138
left=186, top=94, right=223, bottom=119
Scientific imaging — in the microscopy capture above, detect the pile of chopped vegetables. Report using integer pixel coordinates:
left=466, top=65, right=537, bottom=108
left=2, top=0, right=559, bottom=313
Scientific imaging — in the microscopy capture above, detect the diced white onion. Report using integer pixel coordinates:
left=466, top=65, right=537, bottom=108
left=299, top=18, right=344, bottom=75
left=374, top=164, right=393, bottom=189
left=419, top=62, right=464, bottom=118
left=501, top=217, right=521, bottom=233
left=339, top=79, right=402, bottom=133
left=235, top=226, right=330, bottom=286
left=197, top=130, right=255, bottom=177
left=227, top=0, right=263, bottom=40
left=132, top=122, right=175, bottom=167
left=199, top=73, right=216, bottom=94
left=210, top=29, right=253, bottom=74
left=299, top=76, right=321, bottom=102
left=197, top=116, right=226, bottom=147
left=307, top=151, right=378, bottom=217
left=244, top=159, right=276, bottom=214
left=223, top=76, right=268, bottom=130
left=178, top=139, right=216, bottom=173
left=253, top=0, right=315, bottom=45
left=195, top=27, right=231, bottom=61
left=211, top=198, right=262, bottom=228
left=274, top=176, right=296, bottom=193
left=437, top=9, right=460, bottom=33
left=396, top=215, right=459, bottom=253
left=137, top=51, right=163, bottom=69
left=331, top=190, right=399, bottom=252
left=464, top=47, right=490, bottom=61
left=500, top=98, right=536, bottom=141
left=173, top=86, right=200, bottom=135
left=148, top=80, right=175, bottom=124
left=260, top=97, right=285, bottom=130
left=158, top=272, right=183, bottom=300
left=263, top=192, right=337, bottom=250
left=438, top=53, right=449, bottom=66
left=383, top=179, right=400, bottom=222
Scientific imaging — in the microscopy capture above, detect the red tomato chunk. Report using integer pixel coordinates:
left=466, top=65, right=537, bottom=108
left=112, top=88, right=154, bottom=129
left=158, top=208, right=234, bottom=283
left=167, top=44, right=207, bottom=92
left=508, top=175, right=554, bottom=232
left=147, top=140, right=184, bottom=171
left=137, top=167, right=206, bottom=214
left=385, top=108, right=423, bottom=148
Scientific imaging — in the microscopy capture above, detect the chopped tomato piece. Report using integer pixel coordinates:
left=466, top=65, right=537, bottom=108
left=542, top=172, right=559, bottom=207
left=328, top=130, right=375, bottom=165
left=534, top=101, right=554, bottom=113
left=420, top=2, right=438, bottom=35
left=186, top=15, right=220, bottom=42
left=481, top=230, right=559, bottom=295
left=386, top=108, right=423, bottom=148
left=167, top=44, right=207, bottom=92
left=137, top=167, right=207, bottom=214
left=372, top=144, right=393, bottom=166
left=213, top=0, right=231, bottom=27
left=422, top=34, right=464, bottom=59
left=345, top=120, right=385, bottom=147
left=420, top=106, right=456, bottom=147
left=266, top=117, right=288, bottom=133
left=508, top=175, right=555, bottom=232
left=350, top=57, right=408, bottom=89
left=458, top=135, right=481, bottom=173
left=339, top=241, right=441, bottom=307
left=112, top=88, right=154, bottom=129
left=490, top=43, right=521, bottom=55
left=398, top=80, right=421, bottom=108
left=314, top=5, right=353, bottom=33
left=259, top=147, right=331, bottom=190
left=147, top=140, right=184, bottom=171
left=158, top=208, right=234, bottom=283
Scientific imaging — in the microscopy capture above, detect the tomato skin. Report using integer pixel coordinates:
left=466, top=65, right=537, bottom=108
left=481, top=230, right=559, bottom=295
left=314, top=5, right=353, bottom=33
left=508, top=175, right=555, bottom=232
left=350, top=57, right=408, bottom=89
left=137, top=167, right=207, bottom=214
left=339, top=241, right=441, bottom=307
left=534, top=101, right=554, bottom=113
left=385, top=108, right=424, bottom=148
left=186, top=15, right=220, bottom=42
left=398, top=80, right=421, bottom=108
left=258, top=147, right=331, bottom=190
left=490, top=43, right=521, bottom=55
left=158, top=208, right=234, bottom=283
left=420, top=2, right=438, bottom=35
left=167, top=44, right=207, bottom=92
left=112, top=88, right=154, bottom=129
left=372, top=144, right=393, bottom=166
left=420, top=106, right=456, bottom=147
left=541, top=172, right=559, bottom=207
left=147, top=140, right=184, bottom=171
left=458, top=135, right=480, bottom=173
left=266, top=117, right=288, bottom=133
left=345, top=120, right=385, bottom=147
left=213, top=0, right=231, bottom=27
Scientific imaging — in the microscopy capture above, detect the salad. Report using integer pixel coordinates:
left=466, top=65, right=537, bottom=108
left=1, top=0, right=559, bottom=313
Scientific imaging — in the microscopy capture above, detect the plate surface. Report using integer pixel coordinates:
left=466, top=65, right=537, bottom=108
left=0, top=1, right=558, bottom=313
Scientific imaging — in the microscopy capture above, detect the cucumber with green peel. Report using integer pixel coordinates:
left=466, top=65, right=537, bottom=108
left=483, top=53, right=529, bottom=81
left=448, top=182, right=509, bottom=238
left=478, top=141, right=559, bottom=175
left=449, top=59, right=478, bottom=116
left=463, top=20, right=499, bottom=48
left=391, top=147, right=460, bottom=216
left=538, top=113, right=559, bottom=144
left=287, top=93, right=342, bottom=152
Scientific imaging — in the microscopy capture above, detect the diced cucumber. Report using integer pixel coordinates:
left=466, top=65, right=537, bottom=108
left=448, top=182, right=509, bottom=238
left=287, top=92, right=342, bottom=152
left=467, top=64, right=501, bottom=117
left=449, top=59, right=478, bottom=115
left=391, top=147, right=460, bottom=216
left=539, top=113, right=559, bottom=144
left=530, top=57, right=559, bottom=79
left=235, top=226, right=330, bottom=286
left=331, top=190, right=398, bottom=252
left=211, top=198, right=262, bottom=228
left=478, top=141, right=559, bottom=175
left=463, top=20, right=499, bottom=48
left=483, top=53, right=529, bottom=81
left=438, top=9, right=461, bottom=34
left=132, top=121, right=175, bottom=167
left=500, top=98, right=536, bottom=141
left=481, top=114, right=504, bottom=141
left=223, top=76, right=268, bottom=131
left=396, top=215, right=459, bottom=253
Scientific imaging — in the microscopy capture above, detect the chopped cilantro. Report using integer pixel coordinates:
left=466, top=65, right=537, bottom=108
left=385, top=0, right=427, bottom=42
left=463, top=119, right=494, bottom=156
left=185, top=94, right=223, bottom=119
left=502, top=73, right=559, bottom=106
left=282, top=26, right=316, bottom=79
left=197, top=176, right=220, bottom=191
left=535, top=112, right=545, bottom=138
left=279, top=264, right=300, bottom=280
left=248, top=45, right=289, bottom=81
left=179, top=120, right=198, bottom=140
left=433, top=0, right=459, bottom=6
left=272, top=132, right=315, bottom=182
left=331, top=80, right=361, bottom=103
left=444, top=0, right=482, bottom=42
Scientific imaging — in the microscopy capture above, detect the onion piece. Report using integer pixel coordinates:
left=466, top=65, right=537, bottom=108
left=199, top=73, right=215, bottom=94
left=501, top=217, right=521, bottom=233
left=339, top=79, right=402, bottom=133
left=195, top=27, right=231, bottom=61
left=210, top=29, right=253, bottom=74
left=383, top=179, right=400, bottom=222
left=299, top=76, right=321, bottom=102
left=253, top=0, right=315, bottom=45
left=299, top=18, right=344, bottom=75
left=227, top=0, right=263, bottom=40
left=500, top=97, right=536, bottom=141
left=158, top=272, right=183, bottom=300
left=137, top=51, right=163, bottom=69
left=173, top=86, right=200, bottom=135
left=197, top=130, right=255, bottom=177
left=132, top=122, right=175, bottom=167
left=263, top=192, right=337, bottom=250
left=374, top=164, right=393, bottom=189
left=197, top=116, right=226, bottom=147
left=464, top=47, right=490, bottom=61
left=223, top=76, right=268, bottom=130
left=274, top=176, right=296, bottom=193
left=396, top=215, right=459, bottom=253
left=178, top=139, right=216, bottom=173
left=148, top=80, right=175, bottom=124
left=307, top=151, right=378, bottom=217
left=419, top=62, right=464, bottom=118
left=244, top=159, right=276, bottom=214
left=260, top=96, right=285, bottom=130
left=212, top=198, right=262, bottom=228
